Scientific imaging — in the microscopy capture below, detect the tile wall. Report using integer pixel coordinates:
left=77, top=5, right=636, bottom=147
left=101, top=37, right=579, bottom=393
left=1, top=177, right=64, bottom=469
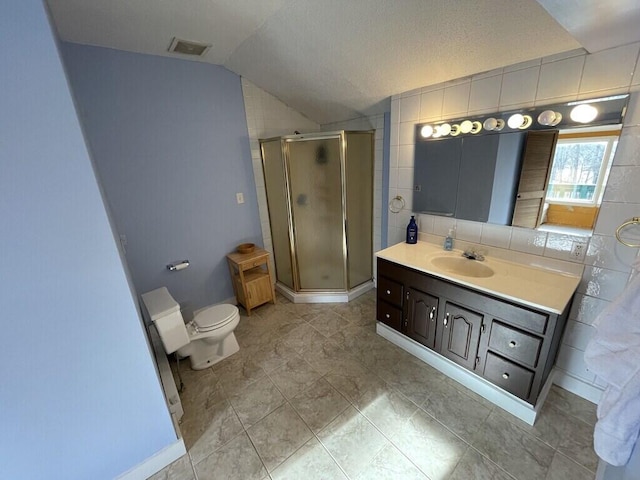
left=241, top=78, right=319, bottom=266
left=387, top=44, right=640, bottom=401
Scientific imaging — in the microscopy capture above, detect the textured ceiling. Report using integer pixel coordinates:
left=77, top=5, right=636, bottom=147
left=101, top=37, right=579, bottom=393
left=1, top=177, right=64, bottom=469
left=46, top=0, right=637, bottom=124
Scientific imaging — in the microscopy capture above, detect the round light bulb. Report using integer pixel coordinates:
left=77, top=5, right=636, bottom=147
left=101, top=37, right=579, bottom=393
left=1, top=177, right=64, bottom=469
left=438, top=123, right=451, bottom=136
left=450, top=124, right=461, bottom=136
left=470, top=121, right=482, bottom=134
left=538, top=110, right=557, bottom=126
left=432, top=125, right=442, bottom=138
left=420, top=125, right=434, bottom=138
left=507, top=113, right=524, bottom=129
left=570, top=104, right=598, bottom=123
left=483, top=118, right=497, bottom=131
left=460, top=120, right=473, bottom=133
left=494, top=119, right=505, bottom=131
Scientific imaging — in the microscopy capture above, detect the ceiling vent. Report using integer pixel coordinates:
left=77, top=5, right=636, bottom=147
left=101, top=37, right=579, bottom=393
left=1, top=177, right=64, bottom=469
left=168, top=37, right=211, bottom=57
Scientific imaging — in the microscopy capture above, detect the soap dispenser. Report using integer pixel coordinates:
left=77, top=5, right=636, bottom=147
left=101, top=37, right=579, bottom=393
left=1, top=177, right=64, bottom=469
left=444, top=228, right=454, bottom=251
left=406, top=216, right=418, bottom=244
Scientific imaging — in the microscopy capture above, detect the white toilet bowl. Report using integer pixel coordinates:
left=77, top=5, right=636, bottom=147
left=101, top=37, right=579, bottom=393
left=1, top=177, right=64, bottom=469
left=141, top=287, right=240, bottom=370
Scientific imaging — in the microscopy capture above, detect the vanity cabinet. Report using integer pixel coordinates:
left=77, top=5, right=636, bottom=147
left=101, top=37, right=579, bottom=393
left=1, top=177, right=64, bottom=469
left=377, top=257, right=568, bottom=405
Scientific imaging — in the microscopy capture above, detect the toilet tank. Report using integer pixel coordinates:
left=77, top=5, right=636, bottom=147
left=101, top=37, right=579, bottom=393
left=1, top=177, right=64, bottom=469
left=141, top=287, right=190, bottom=354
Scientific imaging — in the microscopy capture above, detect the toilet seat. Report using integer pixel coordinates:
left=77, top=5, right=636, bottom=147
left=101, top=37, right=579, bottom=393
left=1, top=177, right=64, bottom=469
left=192, top=304, right=239, bottom=333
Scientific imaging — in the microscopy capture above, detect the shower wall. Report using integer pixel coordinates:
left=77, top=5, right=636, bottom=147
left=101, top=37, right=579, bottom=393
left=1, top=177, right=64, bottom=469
left=261, top=131, right=373, bottom=295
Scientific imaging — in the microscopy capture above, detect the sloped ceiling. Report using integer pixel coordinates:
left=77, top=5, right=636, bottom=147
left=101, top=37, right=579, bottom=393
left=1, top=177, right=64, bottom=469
left=46, top=0, right=638, bottom=124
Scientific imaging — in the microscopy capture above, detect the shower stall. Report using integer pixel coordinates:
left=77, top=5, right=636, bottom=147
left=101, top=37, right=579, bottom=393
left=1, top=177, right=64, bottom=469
left=260, top=131, right=374, bottom=303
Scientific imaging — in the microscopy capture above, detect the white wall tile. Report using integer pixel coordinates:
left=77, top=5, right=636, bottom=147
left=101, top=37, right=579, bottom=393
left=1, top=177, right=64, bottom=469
left=562, top=320, right=595, bottom=350
left=499, top=66, right=540, bottom=107
left=420, top=89, right=444, bottom=121
left=480, top=223, right=511, bottom=248
left=555, top=345, right=596, bottom=383
left=594, top=202, right=640, bottom=236
left=398, top=145, right=415, bottom=168
left=509, top=227, right=547, bottom=255
left=633, top=45, right=640, bottom=87
left=397, top=167, right=414, bottom=189
left=468, top=76, right=501, bottom=113
left=400, top=94, right=421, bottom=122
left=544, top=232, right=587, bottom=263
left=399, top=122, right=416, bottom=145
left=433, top=216, right=457, bottom=237
left=542, top=48, right=587, bottom=64
left=603, top=166, right=640, bottom=203
left=536, top=56, right=584, bottom=101
left=455, top=220, right=483, bottom=243
left=613, top=126, right=640, bottom=165
left=418, top=214, right=435, bottom=235
left=580, top=43, right=639, bottom=94
left=503, top=58, right=541, bottom=73
left=569, top=293, right=611, bottom=325
left=442, top=82, right=470, bottom=117
left=585, top=234, right=638, bottom=273
left=578, top=266, right=631, bottom=301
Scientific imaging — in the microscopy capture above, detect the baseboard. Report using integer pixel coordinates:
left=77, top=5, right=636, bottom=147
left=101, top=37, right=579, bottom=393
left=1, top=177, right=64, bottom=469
left=275, top=281, right=374, bottom=304
left=553, top=369, right=604, bottom=404
left=116, top=436, right=186, bottom=480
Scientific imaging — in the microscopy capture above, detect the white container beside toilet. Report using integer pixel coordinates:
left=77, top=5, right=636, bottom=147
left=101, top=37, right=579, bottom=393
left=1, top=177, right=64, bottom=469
left=141, top=287, right=240, bottom=370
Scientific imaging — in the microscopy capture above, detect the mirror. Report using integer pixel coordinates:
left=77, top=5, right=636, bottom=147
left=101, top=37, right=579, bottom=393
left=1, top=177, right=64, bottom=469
left=413, top=95, right=629, bottom=231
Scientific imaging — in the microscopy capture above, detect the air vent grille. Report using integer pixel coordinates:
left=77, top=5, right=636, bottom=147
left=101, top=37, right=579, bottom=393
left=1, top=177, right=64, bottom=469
left=168, top=37, right=211, bottom=57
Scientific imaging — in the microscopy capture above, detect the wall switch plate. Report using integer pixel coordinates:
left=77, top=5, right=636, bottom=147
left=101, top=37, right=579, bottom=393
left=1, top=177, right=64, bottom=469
left=571, top=240, right=587, bottom=261
left=236, top=192, right=244, bottom=204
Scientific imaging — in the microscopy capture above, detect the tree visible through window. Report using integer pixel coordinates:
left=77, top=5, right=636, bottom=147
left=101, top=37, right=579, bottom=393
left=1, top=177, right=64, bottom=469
left=546, top=136, right=617, bottom=205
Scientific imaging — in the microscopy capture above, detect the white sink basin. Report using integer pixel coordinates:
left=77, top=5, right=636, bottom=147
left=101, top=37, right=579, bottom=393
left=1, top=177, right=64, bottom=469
left=430, top=256, right=494, bottom=278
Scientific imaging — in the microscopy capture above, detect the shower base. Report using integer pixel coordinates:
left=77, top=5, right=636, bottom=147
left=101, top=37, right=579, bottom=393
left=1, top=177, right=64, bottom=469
left=275, top=280, right=374, bottom=303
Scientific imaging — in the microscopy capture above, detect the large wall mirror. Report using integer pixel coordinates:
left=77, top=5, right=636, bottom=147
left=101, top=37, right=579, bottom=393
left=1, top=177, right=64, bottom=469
left=413, top=94, right=629, bottom=233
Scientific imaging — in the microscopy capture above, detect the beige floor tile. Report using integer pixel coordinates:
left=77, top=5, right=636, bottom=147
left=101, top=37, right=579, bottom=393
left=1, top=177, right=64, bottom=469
left=269, top=357, right=322, bottom=399
left=355, top=443, right=428, bottom=480
left=270, top=437, right=348, bottom=480
left=188, top=398, right=244, bottom=465
left=247, top=403, right=313, bottom=472
left=449, top=447, right=513, bottom=480
left=470, top=410, right=555, bottom=480
left=545, top=451, right=596, bottom=480
left=391, top=408, right=468, bottom=480
left=290, top=378, right=350, bottom=433
left=194, top=431, right=266, bottom=480
left=354, top=387, right=418, bottom=439
left=148, top=454, right=195, bottom=480
left=317, top=406, right=390, bottom=478
left=227, top=375, right=286, bottom=427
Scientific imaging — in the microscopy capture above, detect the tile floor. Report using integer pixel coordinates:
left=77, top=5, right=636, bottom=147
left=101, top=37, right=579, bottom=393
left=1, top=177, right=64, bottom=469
left=150, top=290, right=599, bottom=480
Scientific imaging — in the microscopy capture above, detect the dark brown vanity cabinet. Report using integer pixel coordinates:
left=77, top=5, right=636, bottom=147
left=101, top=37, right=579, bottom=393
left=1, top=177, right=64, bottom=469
left=376, top=258, right=569, bottom=405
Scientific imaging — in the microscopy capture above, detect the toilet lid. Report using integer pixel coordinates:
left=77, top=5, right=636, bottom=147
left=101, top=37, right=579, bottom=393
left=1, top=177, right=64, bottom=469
left=193, top=304, right=238, bottom=331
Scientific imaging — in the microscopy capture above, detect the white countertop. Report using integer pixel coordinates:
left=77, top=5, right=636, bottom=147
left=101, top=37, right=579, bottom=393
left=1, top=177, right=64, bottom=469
left=376, top=242, right=581, bottom=314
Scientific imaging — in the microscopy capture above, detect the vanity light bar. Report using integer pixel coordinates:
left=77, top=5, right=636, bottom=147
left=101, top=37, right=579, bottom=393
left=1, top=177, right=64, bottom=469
left=416, top=94, right=629, bottom=141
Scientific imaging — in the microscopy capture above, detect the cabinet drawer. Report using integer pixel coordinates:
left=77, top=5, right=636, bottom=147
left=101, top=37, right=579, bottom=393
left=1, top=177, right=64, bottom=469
left=377, top=302, right=403, bottom=332
left=488, top=322, right=542, bottom=369
left=483, top=352, right=534, bottom=400
left=377, top=276, right=403, bottom=307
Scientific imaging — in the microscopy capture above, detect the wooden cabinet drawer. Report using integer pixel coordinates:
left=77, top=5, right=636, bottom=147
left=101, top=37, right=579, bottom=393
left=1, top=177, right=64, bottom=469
left=377, top=276, right=404, bottom=307
left=488, top=321, right=542, bottom=369
left=377, top=301, right=403, bottom=332
left=483, top=352, right=534, bottom=400
left=496, top=303, right=548, bottom=335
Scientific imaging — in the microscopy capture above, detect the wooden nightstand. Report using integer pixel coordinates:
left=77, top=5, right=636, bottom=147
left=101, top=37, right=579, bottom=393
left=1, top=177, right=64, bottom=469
left=226, top=247, right=276, bottom=315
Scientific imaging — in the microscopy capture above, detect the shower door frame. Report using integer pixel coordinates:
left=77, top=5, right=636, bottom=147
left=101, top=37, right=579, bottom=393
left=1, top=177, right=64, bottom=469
left=282, top=132, right=349, bottom=293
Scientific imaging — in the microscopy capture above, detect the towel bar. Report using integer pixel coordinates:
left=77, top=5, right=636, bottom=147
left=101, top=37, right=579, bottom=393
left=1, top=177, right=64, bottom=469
left=615, top=217, right=640, bottom=248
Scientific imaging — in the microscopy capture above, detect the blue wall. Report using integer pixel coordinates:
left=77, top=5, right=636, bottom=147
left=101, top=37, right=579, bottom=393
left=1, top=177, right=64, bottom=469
left=0, top=2, right=177, bottom=478
left=61, top=43, right=262, bottom=313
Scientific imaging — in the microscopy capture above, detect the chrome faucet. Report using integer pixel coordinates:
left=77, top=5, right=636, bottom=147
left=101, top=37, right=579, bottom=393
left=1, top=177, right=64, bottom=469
left=462, top=249, right=485, bottom=261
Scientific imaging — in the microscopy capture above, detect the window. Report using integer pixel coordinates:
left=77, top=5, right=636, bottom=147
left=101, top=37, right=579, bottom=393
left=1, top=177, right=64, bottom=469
left=546, top=133, right=618, bottom=206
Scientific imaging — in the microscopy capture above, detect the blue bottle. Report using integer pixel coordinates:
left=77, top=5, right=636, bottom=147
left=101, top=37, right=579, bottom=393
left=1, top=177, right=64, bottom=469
left=406, top=216, right=418, bottom=244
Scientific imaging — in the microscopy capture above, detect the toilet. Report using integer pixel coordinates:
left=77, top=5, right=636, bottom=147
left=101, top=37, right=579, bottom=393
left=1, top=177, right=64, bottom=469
left=141, top=287, right=240, bottom=370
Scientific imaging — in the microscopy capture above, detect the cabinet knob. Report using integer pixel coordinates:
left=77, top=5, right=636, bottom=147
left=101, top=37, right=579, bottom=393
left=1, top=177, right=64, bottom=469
left=385, top=313, right=390, bottom=319
left=502, top=373, right=510, bottom=380
left=509, top=341, right=517, bottom=348
left=429, top=306, right=436, bottom=320
left=386, top=289, right=391, bottom=295
left=443, top=313, right=450, bottom=326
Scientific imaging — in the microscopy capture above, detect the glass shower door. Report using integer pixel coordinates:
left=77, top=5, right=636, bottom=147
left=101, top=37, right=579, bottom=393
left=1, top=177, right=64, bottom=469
left=287, top=137, right=346, bottom=290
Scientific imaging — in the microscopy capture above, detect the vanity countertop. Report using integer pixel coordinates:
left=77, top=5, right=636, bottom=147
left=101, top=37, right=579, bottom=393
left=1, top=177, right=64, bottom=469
left=376, top=242, right=581, bottom=314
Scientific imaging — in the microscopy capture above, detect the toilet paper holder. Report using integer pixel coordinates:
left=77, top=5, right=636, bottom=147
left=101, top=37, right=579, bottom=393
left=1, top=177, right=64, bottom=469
left=167, top=260, right=190, bottom=271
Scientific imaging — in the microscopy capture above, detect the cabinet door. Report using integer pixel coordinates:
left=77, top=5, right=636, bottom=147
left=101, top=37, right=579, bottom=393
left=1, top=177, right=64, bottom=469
left=440, top=301, right=484, bottom=370
left=406, top=288, right=438, bottom=349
